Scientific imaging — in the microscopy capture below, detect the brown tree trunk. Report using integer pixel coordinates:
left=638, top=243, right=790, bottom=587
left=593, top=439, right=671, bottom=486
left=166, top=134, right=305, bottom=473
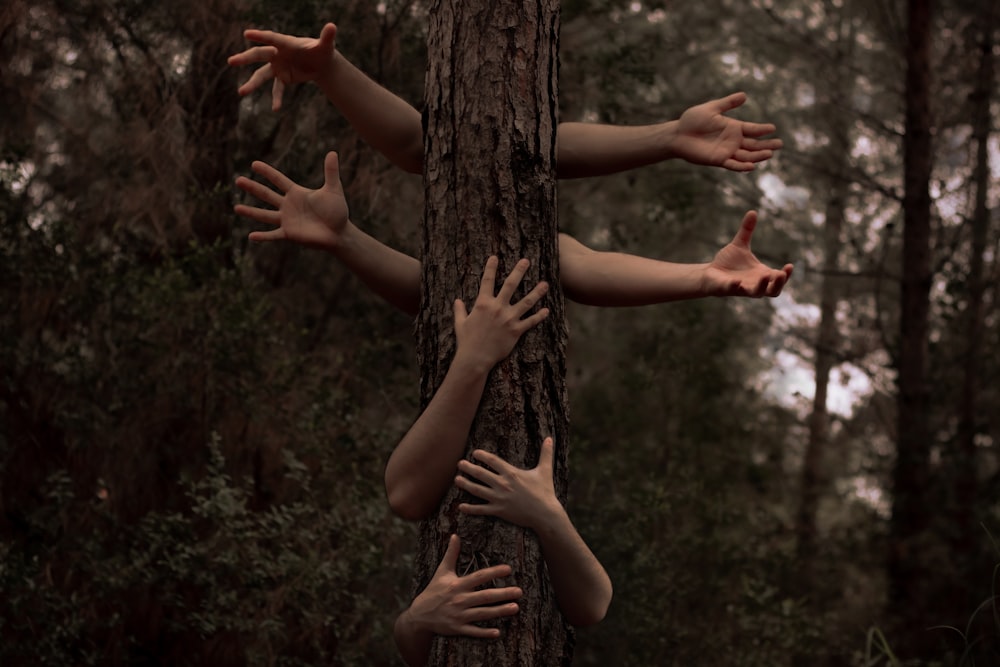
left=416, top=1, right=572, bottom=665
left=796, top=3, right=853, bottom=564
left=888, top=0, right=935, bottom=653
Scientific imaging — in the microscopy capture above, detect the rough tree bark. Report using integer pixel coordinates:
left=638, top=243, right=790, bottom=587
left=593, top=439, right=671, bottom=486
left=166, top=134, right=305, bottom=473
left=415, top=1, right=572, bottom=665
left=888, top=0, right=934, bottom=653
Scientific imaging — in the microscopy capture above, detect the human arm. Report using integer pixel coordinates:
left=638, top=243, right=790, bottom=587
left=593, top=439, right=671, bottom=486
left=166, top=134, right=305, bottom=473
left=233, top=151, right=421, bottom=316
left=454, top=437, right=612, bottom=627
left=384, top=258, right=550, bottom=520
left=559, top=210, right=794, bottom=307
left=555, top=92, right=782, bottom=178
left=394, top=534, right=521, bottom=667
left=228, top=24, right=424, bottom=174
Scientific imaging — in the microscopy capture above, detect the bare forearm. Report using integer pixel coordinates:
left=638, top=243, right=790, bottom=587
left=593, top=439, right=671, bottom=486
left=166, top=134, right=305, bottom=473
left=319, top=51, right=424, bottom=174
left=385, top=359, right=489, bottom=520
left=559, top=234, right=708, bottom=307
left=533, top=506, right=612, bottom=627
left=556, top=121, right=680, bottom=179
left=329, top=222, right=421, bottom=316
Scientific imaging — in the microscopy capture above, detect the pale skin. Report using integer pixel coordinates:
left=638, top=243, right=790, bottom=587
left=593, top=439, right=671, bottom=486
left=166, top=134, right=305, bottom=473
left=394, top=534, right=521, bottom=667
left=233, top=152, right=794, bottom=316
left=227, top=23, right=783, bottom=178
left=382, top=255, right=550, bottom=520
left=456, top=437, right=613, bottom=627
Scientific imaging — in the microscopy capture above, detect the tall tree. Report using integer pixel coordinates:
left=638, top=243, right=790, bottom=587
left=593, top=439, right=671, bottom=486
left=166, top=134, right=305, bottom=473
left=888, top=0, right=935, bottom=653
left=414, top=0, right=571, bottom=664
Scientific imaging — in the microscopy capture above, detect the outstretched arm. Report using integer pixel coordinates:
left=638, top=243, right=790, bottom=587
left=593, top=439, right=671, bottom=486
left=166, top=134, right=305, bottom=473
left=228, top=23, right=424, bottom=173
left=384, top=257, right=550, bottom=520
left=234, top=151, right=421, bottom=316
left=455, top=437, right=612, bottom=627
left=559, top=210, right=793, bottom=307
left=395, top=534, right=521, bottom=667
left=230, top=30, right=777, bottom=179
left=556, top=93, right=782, bottom=178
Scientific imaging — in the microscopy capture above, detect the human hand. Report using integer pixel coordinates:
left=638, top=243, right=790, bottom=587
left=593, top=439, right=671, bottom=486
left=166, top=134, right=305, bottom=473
left=453, top=257, right=550, bottom=373
left=405, top=534, right=522, bottom=639
left=228, top=23, right=338, bottom=111
left=456, top=437, right=563, bottom=531
left=704, top=211, right=793, bottom=298
left=234, top=151, right=349, bottom=250
left=671, top=93, right=782, bottom=172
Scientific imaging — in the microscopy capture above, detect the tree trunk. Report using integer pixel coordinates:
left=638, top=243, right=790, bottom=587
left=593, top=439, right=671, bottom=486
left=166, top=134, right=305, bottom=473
left=888, top=0, right=934, bottom=653
left=949, top=0, right=995, bottom=616
left=416, top=1, right=572, bottom=665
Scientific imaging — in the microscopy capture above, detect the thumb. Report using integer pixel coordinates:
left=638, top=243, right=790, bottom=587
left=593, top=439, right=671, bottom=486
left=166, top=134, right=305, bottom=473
left=323, top=151, right=342, bottom=191
left=453, top=298, right=467, bottom=326
left=732, top=210, right=757, bottom=249
left=538, top=437, right=555, bottom=473
left=319, top=23, right=337, bottom=49
left=714, top=91, right=747, bottom=114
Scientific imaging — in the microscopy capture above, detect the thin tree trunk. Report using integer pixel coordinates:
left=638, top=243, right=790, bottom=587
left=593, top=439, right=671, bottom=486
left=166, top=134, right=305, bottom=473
left=888, top=0, right=934, bottom=652
left=416, top=1, right=572, bottom=665
left=950, top=0, right=995, bottom=614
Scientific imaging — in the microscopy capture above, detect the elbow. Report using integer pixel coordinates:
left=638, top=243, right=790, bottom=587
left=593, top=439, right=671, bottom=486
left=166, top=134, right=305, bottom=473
left=566, top=583, right=613, bottom=628
left=385, top=478, right=433, bottom=522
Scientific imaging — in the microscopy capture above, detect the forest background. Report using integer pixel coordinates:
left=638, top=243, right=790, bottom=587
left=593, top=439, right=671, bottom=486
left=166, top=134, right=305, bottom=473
left=1, top=0, right=998, bottom=665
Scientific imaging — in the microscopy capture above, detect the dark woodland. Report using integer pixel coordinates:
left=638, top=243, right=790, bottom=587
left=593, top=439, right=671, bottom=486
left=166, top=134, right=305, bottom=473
left=1, top=0, right=999, bottom=665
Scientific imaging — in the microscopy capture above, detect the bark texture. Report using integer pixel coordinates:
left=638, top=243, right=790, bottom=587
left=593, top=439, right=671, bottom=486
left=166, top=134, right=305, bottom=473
left=888, top=0, right=935, bottom=652
left=416, top=1, right=571, bottom=665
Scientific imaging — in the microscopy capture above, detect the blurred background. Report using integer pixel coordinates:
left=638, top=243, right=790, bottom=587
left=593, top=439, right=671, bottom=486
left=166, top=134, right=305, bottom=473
left=1, top=0, right=997, bottom=665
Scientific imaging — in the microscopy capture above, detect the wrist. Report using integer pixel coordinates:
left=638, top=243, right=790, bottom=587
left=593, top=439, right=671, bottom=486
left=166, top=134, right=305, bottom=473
left=451, top=347, right=497, bottom=378
left=655, top=119, right=681, bottom=161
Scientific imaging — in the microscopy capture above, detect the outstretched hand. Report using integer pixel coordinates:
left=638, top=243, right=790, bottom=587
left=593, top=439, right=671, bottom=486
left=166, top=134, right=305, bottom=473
left=456, top=437, right=562, bottom=531
left=406, top=534, right=521, bottom=639
left=228, top=23, right=338, bottom=111
left=672, top=93, right=782, bottom=172
left=705, top=211, right=793, bottom=298
left=453, top=257, right=550, bottom=373
left=234, top=151, right=348, bottom=250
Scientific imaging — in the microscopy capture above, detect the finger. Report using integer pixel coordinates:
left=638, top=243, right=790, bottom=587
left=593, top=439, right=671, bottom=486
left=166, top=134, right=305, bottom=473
left=497, top=258, right=530, bottom=303
left=740, top=123, right=781, bottom=140
left=318, top=22, right=338, bottom=48
left=750, top=273, right=770, bottom=298
left=272, top=78, right=285, bottom=112
left=512, top=281, right=549, bottom=318
left=733, top=211, right=757, bottom=248
left=712, top=91, right=747, bottom=114
left=322, top=151, right=342, bottom=191
left=453, top=299, right=468, bottom=327
left=732, top=148, right=773, bottom=164
left=455, top=476, right=495, bottom=502
left=250, top=160, right=294, bottom=193
left=766, top=271, right=788, bottom=297
left=243, top=29, right=299, bottom=49
left=247, top=228, right=287, bottom=243
left=514, top=307, right=550, bottom=332
left=228, top=45, right=278, bottom=67
left=457, top=458, right=500, bottom=484
left=458, top=624, right=503, bottom=639
left=462, top=602, right=520, bottom=624
left=458, top=501, right=499, bottom=517
left=721, top=158, right=755, bottom=172
left=234, top=204, right=281, bottom=226
left=741, top=134, right=783, bottom=149
left=537, top=437, right=555, bottom=472
left=436, top=534, right=461, bottom=575
left=238, top=62, right=276, bottom=96
left=477, top=256, right=499, bottom=298
left=783, top=264, right=795, bottom=280
left=462, top=564, right=515, bottom=589
left=235, top=176, right=283, bottom=209
left=471, top=449, right=512, bottom=474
